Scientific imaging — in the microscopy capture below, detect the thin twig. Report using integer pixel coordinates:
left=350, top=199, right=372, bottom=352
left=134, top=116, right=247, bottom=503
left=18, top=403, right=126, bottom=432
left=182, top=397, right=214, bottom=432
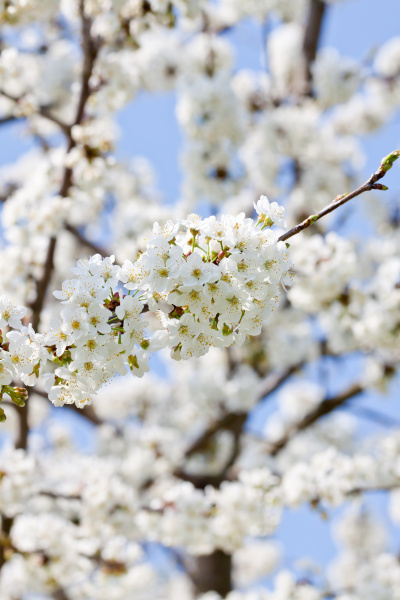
left=278, top=151, right=400, bottom=242
left=268, top=383, right=364, bottom=456
left=32, top=387, right=104, bottom=426
left=65, top=224, right=109, bottom=257
left=0, top=88, right=70, bottom=135
left=343, top=405, right=400, bottom=428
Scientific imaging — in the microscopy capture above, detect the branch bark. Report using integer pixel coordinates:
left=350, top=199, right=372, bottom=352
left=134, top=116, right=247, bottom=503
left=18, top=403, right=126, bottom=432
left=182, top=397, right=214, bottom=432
left=0, top=89, right=70, bottom=135
left=184, top=365, right=299, bottom=459
left=0, top=515, right=13, bottom=570
left=189, top=550, right=232, bottom=598
left=65, top=224, right=109, bottom=257
left=302, top=0, right=327, bottom=93
left=268, top=383, right=364, bottom=456
left=20, top=0, right=99, bottom=450
left=278, top=151, right=400, bottom=242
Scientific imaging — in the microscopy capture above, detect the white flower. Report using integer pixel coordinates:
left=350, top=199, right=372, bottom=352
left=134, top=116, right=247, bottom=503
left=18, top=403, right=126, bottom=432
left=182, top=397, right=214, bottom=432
left=127, top=348, right=150, bottom=377
left=60, top=306, right=89, bottom=342
left=6, top=339, right=34, bottom=376
left=117, top=258, right=148, bottom=291
left=168, top=285, right=206, bottom=317
left=254, top=195, right=286, bottom=228
left=45, top=321, right=69, bottom=356
left=167, top=313, right=206, bottom=357
left=0, top=297, right=27, bottom=330
left=0, top=350, right=14, bottom=385
left=87, top=303, right=112, bottom=335
left=178, top=253, right=220, bottom=287
left=115, top=295, right=144, bottom=322
left=151, top=220, right=180, bottom=241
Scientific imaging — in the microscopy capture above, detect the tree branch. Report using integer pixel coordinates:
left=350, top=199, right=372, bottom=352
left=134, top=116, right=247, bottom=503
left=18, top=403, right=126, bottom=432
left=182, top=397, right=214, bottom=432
left=0, top=88, right=70, bottom=135
left=53, top=589, right=70, bottom=600
left=0, top=515, right=13, bottom=570
left=268, top=383, right=364, bottom=456
left=278, top=150, right=400, bottom=242
left=302, top=0, right=327, bottom=93
left=184, top=365, right=299, bottom=458
left=65, top=224, right=108, bottom=257
left=21, top=0, right=99, bottom=450
left=29, top=0, right=99, bottom=331
left=31, top=387, right=104, bottom=426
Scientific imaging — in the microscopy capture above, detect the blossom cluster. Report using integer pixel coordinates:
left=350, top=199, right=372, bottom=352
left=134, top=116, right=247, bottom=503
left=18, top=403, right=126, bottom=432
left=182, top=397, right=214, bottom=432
left=0, top=198, right=291, bottom=411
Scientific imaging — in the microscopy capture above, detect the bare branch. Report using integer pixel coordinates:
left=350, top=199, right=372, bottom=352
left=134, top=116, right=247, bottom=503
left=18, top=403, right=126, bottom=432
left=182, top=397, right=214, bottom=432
left=0, top=88, right=70, bottom=135
left=31, top=387, right=104, bottom=426
left=21, top=0, right=99, bottom=449
left=185, top=413, right=247, bottom=458
left=189, top=551, right=232, bottom=597
left=184, top=365, right=299, bottom=459
left=278, top=150, right=400, bottom=243
left=0, top=515, right=13, bottom=570
left=29, top=0, right=100, bottom=331
left=268, top=383, right=364, bottom=456
left=65, top=224, right=109, bottom=257
left=53, top=588, right=70, bottom=600
left=302, top=0, right=327, bottom=93
left=64, top=402, right=104, bottom=426
left=30, top=236, right=57, bottom=331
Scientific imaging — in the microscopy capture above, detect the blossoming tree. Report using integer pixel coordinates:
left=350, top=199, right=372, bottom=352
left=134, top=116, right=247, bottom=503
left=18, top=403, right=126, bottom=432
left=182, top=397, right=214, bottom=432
left=0, top=0, right=400, bottom=598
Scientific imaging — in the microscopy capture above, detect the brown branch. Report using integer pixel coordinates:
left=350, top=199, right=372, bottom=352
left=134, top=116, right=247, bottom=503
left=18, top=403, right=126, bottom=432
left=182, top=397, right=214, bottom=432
left=0, top=514, right=13, bottom=570
left=30, top=236, right=57, bottom=331
left=0, top=89, right=70, bottom=135
left=20, top=1, right=99, bottom=450
left=185, top=413, right=247, bottom=458
left=268, top=383, right=364, bottom=456
left=176, top=366, right=302, bottom=488
left=64, top=402, right=104, bottom=426
left=29, top=0, right=99, bottom=331
left=38, top=107, right=71, bottom=137
left=278, top=151, right=400, bottom=243
left=257, top=364, right=300, bottom=400
left=39, top=490, right=82, bottom=501
left=302, top=0, right=327, bottom=93
left=189, top=551, right=232, bottom=597
left=75, top=1, right=99, bottom=126
left=31, top=387, right=103, bottom=426
left=184, top=365, right=298, bottom=459
left=65, top=224, right=108, bottom=257
left=53, top=590, right=70, bottom=600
